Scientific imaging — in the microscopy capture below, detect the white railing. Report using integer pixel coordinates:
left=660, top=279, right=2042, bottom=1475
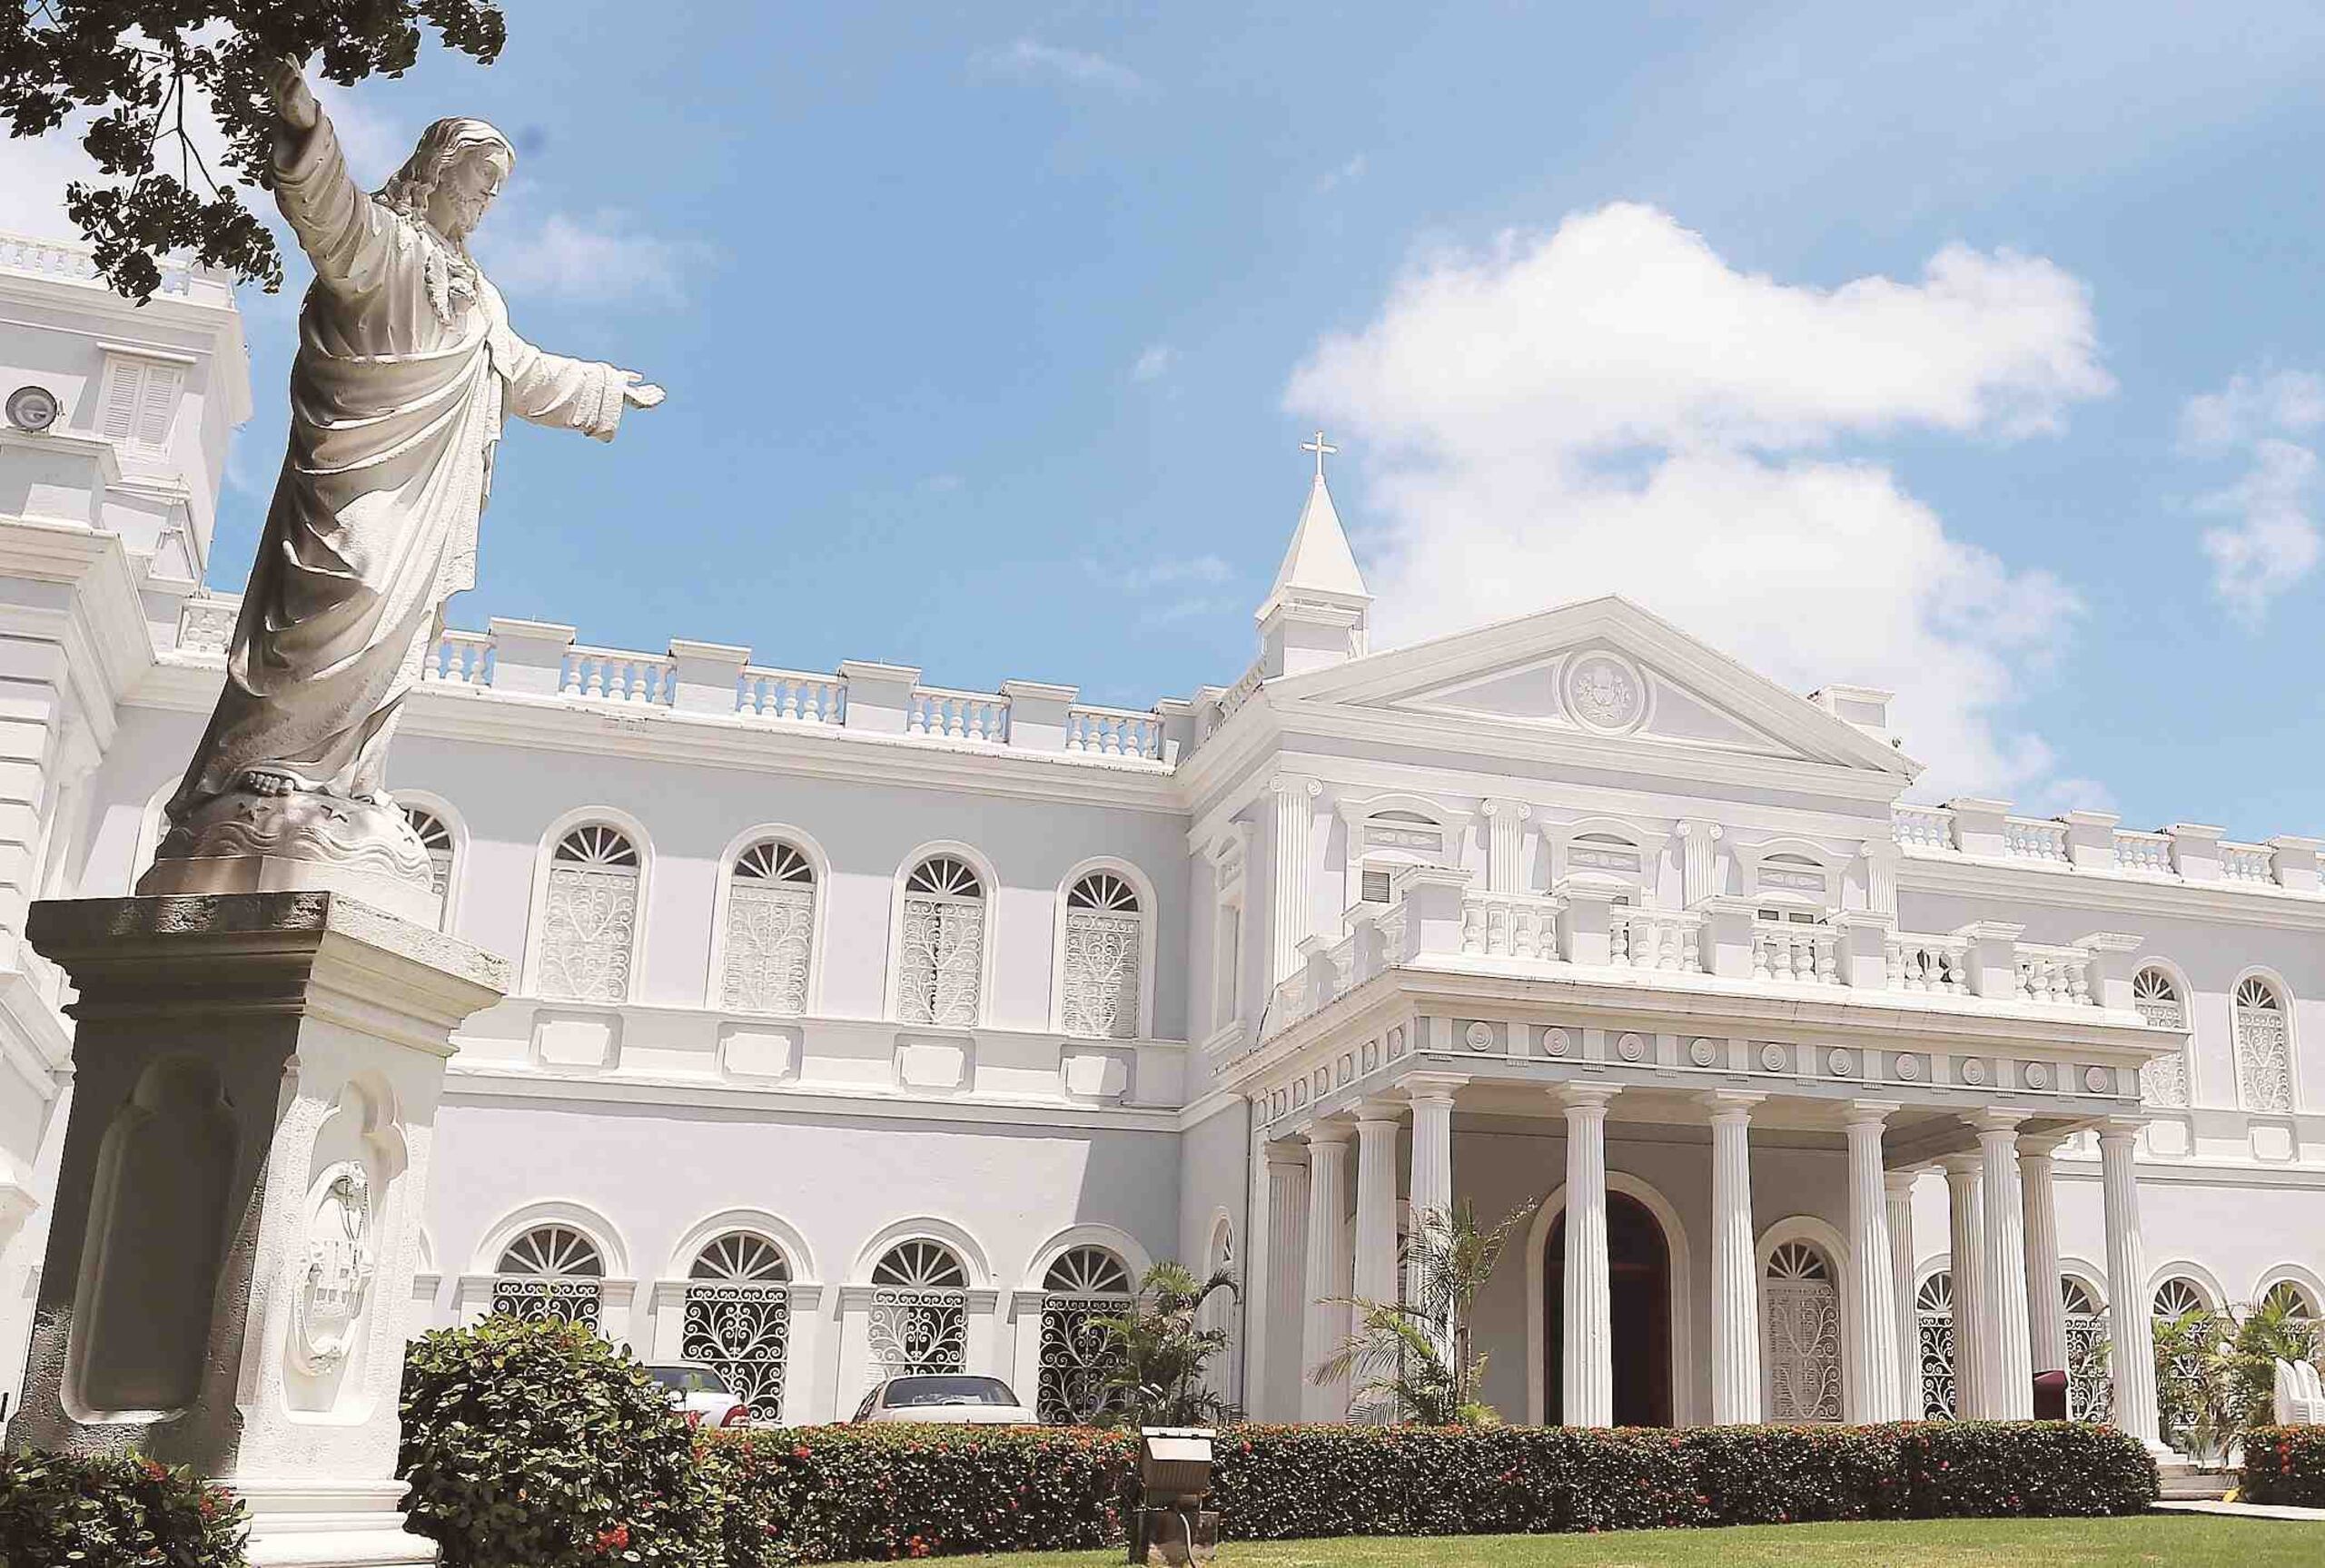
left=2003, top=816, right=2070, bottom=863
left=424, top=627, right=493, bottom=686
left=2015, top=945, right=2093, bottom=1006
left=1753, top=921, right=1837, bottom=985
left=562, top=646, right=675, bottom=705
left=907, top=686, right=1009, bottom=743
left=2221, top=842, right=2274, bottom=883
left=175, top=597, right=237, bottom=655
left=1204, top=658, right=1265, bottom=738
left=2112, top=831, right=2172, bottom=875
left=1459, top=893, right=1559, bottom=961
left=1610, top=908, right=1703, bottom=972
left=1064, top=705, right=1162, bottom=759
left=1267, top=973, right=1313, bottom=1037
left=1887, top=932, right=1972, bottom=993
left=1894, top=806, right=1954, bottom=851
left=739, top=666, right=844, bottom=724
left=0, top=231, right=194, bottom=295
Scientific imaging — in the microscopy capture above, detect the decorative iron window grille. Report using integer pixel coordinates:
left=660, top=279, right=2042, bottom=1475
left=541, top=824, right=640, bottom=1002
left=1763, top=1242, right=1843, bottom=1423
left=1916, top=1271, right=1957, bottom=1420
left=2062, top=1277, right=2112, bottom=1423
left=2133, top=969, right=2189, bottom=1108
left=724, top=841, right=816, bottom=1015
left=492, top=1224, right=607, bottom=1329
left=2152, top=1277, right=2214, bottom=1450
left=1035, top=1247, right=1133, bottom=1425
left=898, top=857, right=984, bottom=1026
left=491, top=1277, right=601, bottom=1328
left=2234, top=976, right=2293, bottom=1113
left=867, top=1240, right=970, bottom=1378
left=1063, top=873, right=1142, bottom=1040
left=684, top=1233, right=792, bottom=1421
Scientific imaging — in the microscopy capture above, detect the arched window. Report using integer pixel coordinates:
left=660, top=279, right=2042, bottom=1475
left=2261, top=1279, right=2319, bottom=1322
left=540, top=824, right=640, bottom=1003
left=402, top=804, right=456, bottom=927
left=723, top=840, right=816, bottom=1016
left=867, top=1239, right=970, bottom=1378
left=492, top=1224, right=604, bottom=1328
left=1062, top=871, right=1143, bottom=1040
left=2133, top=968, right=2190, bottom=1109
left=2234, top=976, right=2293, bottom=1112
left=684, top=1232, right=792, bottom=1421
left=897, top=856, right=985, bottom=1026
left=2061, top=1277, right=2112, bottom=1422
left=1035, top=1245, right=1133, bottom=1424
left=2152, top=1276, right=2217, bottom=1452
left=1915, top=1271, right=1957, bottom=1419
left=1763, top=1242, right=1843, bottom=1422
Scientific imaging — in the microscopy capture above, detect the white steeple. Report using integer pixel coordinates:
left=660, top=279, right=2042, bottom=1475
left=1257, top=432, right=1371, bottom=678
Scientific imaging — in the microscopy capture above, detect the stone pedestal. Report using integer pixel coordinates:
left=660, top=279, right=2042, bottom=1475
left=15, top=892, right=508, bottom=1567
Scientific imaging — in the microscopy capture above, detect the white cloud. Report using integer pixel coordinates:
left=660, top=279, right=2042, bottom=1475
left=1132, top=343, right=1176, bottom=382
left=2179, top=370, right=2325, bottom=621
left=474, top=209, right=698, bottom=307
left=1285, top=202, right=2112, bottom=801
left=976, top=38, right=1147, bottom=96
left=1096, top=554, right=1238, bottom=625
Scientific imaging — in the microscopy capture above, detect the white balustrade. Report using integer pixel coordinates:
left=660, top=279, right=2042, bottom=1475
left=1064, top=705, right=1162, bottom=759
left=423, top=628, right=494, bottom=686
left=1752, top=921, right=1837, bottom=984
left=2221, top=842, right=2275, bottom=884
left=1, top=231, right=195, bottom=294
left=1459, top=893, right=1560, bottom=960
left=1610, top=908, right=1703, bottom=972
left=1893, top=806, right=1954, bottom=852
left=175, top=597, right=239, bottom=655
left=562, top=646, right=675, bottom=705
left=2112, top=831, right=2172, bottom=875
left=907, top=686, right=1009, bottom=743
left=2002, top=817, right=2070, bottom=863
left=1267, top=973, right=1312, bottom=1038
left=2014, top=945, right=2093, bottom=1006
left=739, top=666, right=844, bottom=724
left=1205, top=659, right=1264, bottom=738
left=1887, top=933, right=1971, bottom=993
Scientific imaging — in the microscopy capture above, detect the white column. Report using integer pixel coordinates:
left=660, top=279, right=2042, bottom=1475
left=1702, top=1090, right=1764, bottom=1424
left=1558, top=1082, right=1620, bottom=1426
left=1941, top=1154, right=1988, bottom=1418
left=2100, top=1120, right=2166, bottom=1454
left=1885, top=1168, right=1922, bottom=1420
left=1482, top=799, right=1531, bottom=892
left=2020, top=1135, right=2066, bottom=1377
left=1254, top=1139, right=1310, bottom=1421
left=1974, top=1114, right=2034, bottom=1418
left=1404, top=1076, right=1462, bottom=1357
left=1301, top=1121, right=1353, bottom=1421
left=1352, top=1101, right=1401, bottom=1311
left=1843, top=1101, right=1904, bottom=1422
left=1269, top=775, right=1321, bottom=987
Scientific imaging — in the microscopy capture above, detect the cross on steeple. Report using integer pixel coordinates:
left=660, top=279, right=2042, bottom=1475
left=1301, top=429, right=1338, bottom=479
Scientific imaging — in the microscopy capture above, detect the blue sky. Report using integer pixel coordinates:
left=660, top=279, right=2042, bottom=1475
left=28, top=3, right=2325, bottom=834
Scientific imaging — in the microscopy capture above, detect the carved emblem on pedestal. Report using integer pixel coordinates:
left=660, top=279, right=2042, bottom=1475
left=291, top=1162, right=377, bottom=1374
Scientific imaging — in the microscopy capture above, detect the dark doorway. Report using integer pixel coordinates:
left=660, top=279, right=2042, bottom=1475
left=1542, top=1189, right=1673, bottom=1426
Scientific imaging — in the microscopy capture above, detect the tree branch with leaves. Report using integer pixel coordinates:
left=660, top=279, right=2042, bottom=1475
left=0, top=1, right=507, bottom=301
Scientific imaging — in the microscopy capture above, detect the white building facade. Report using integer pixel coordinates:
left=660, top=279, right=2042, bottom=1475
left=0, top=241, right=2320, bottom=1436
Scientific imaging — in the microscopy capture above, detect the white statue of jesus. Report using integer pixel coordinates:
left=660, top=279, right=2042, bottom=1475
left=141, top=60, right=664, bottom=918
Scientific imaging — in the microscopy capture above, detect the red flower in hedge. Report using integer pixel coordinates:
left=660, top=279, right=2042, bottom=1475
left=141, top=1458, right=169, bottom=1482
left=593, top=1523, right=630, bottom=1553
left=793, top=1444, right=812, bottom=1461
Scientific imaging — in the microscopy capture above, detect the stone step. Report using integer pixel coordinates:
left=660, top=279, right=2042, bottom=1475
left=2157, top=1466, right=2236, bottom=1501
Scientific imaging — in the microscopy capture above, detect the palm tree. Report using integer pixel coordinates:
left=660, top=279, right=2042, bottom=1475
left=2228, top=1288, right=2322, bottom=1443
left=1310, top=1199, right=1535, bottom=1425
left=1090, top=1261, right=1239, bottom=1427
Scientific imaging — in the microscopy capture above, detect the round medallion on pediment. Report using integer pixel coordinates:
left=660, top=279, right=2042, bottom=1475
left=1617, top=1031, right=1647, bottom=1062
left=1465, top=1021, right=1496, bottom=1052
left=1688, top=1038, right=1720, bottom=1068
left=1960, top=1058, right=1989, bottom=1087
left=1542, top=1027, right=1572, bottom=1058
left=1759, top=1042, right=1790, bottom=1072
left=1562, top=652, right=1647, bottom=734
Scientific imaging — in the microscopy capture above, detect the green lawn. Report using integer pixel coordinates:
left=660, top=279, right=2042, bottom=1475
left=910, top=1514, right=2323, bottom=1566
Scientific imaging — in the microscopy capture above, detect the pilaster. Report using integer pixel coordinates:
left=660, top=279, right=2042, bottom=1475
left=1677, top=820, right=1724, bottom=907
left=1482, top=799, right=1531, bottom=893
left=1270, top=776, right=1321, bottom=988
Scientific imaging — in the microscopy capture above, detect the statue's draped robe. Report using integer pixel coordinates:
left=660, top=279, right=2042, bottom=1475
left=166, top=112, right=628, bottom=824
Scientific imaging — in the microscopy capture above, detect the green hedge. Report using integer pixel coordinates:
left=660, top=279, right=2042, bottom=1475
left=0, top=1450, right=248, bottom=1568
left=699, top=1420, right=2154, bottom=1560
left=2243, top=1425, right=2325, bottom=1507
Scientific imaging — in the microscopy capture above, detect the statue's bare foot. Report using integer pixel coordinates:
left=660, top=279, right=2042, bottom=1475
left=239, top=767, right=304, bottom=797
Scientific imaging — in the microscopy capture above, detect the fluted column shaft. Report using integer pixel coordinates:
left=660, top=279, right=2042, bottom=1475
left=2020, top=1138, right=2066, bottom=1376
left=1482, top=800, right=1531, bottom=892
left=1976, top=1119, right=2034, bottom=1418
left=1405, top=1080, right=1461, bottom=1362
left=1559, top=1084, right=1620, bottom=1426
left=1885, top=1169, right=1922, bottom=1419
left=1257, top=1142, right=1310, bottom=1421
left=1844, top=1103, right=1904, bottom=1422
left=1941, top=1155, right=1988, bottom=1418
left=1352, top=1104, right=1402, bottom=1310
left=2100, top=1124, right=2163, bottom=1451
left=1704, top=1091, right=1764, bottom=1424
left=1269, top=777, right=1321, bottom=987
left=1301, top=1124, right=1353, bottom=1421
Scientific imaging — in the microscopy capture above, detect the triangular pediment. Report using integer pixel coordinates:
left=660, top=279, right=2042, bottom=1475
left=1269, top=597, right=1920, bottom=777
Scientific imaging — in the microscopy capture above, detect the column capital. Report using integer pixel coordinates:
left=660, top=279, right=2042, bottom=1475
left=1261, top=1138, right=1311, bottom=1169
left=1481, top=797, right=1533, bottom=822
left=1963, top=1108, right=2037, bottom=1136
left=2094, top=1116, right=2147, bottom=1149
left=1677, top=819, right=1724, bottom=843
left=1554, top=1080, right=1623, bottom=1111
left=1696, top=1088, right=1766, bottom=1119
left=2015, top=1130, right=2069, bottom=1159
left=1353, top=1096, right=1407, bottom=1127
left=1883, top=1167, right=1923, bottom=1195
left=1938, top=1150, right=1983, bottom=1179
left=1404, top=1072, right=1469, bottom=1108
left=1302, top=1119, right=1354, bottom=1148
left=1269, top=773, right=1322, bottom=802
left=1840, top=1097, right=1903, bottom=1129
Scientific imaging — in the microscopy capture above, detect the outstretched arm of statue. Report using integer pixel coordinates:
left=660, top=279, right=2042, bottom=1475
left=496, top=330, right=667, bottom=442
left=263, top=57, right=390, bottom=296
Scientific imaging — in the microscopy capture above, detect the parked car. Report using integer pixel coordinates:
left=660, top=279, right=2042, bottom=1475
left=851, top=1374, right=1038, bottom=1425
left=647, top=1362, right=752, bottom=1429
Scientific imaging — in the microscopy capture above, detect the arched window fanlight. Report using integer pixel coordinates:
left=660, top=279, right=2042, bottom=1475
left=1042, top=1245, right=1132, bottom=1296
left=724, top=840, right=816, bottom=1016
left=401, top=804, right=456, bottom=919
left=691, top=1232, right=791, bottom=1282
left=498, top=1224, right=605, bottom=1277
left=556, top=823, right=638, bottom=869
left=2152, top=1277, right=2210, bottom=1320
left=905, top=855, right=983, bottom=900
left=872, top=1238, right=969, bottom=1291
left=2261, top=1280, right=2318, bottom=1321
left=1766, top=1241, right=1834, bottom=1281
left=736, top=841, right=814, bottom=885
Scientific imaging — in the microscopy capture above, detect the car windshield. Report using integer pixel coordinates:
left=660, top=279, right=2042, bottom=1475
left=647, top=1365, right=731, bottom=1396
left=883, top=1376, right=1015, bottom=1408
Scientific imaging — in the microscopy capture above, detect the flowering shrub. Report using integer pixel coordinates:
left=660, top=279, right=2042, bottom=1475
left=0, top=1449, right=247, bottom=1567
left=399, top=1315, right=714, bottom=1567
left=1902, top=1420, right=2160, bottom=1516
left=2243, top=1425, right=2325, bottom=1507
